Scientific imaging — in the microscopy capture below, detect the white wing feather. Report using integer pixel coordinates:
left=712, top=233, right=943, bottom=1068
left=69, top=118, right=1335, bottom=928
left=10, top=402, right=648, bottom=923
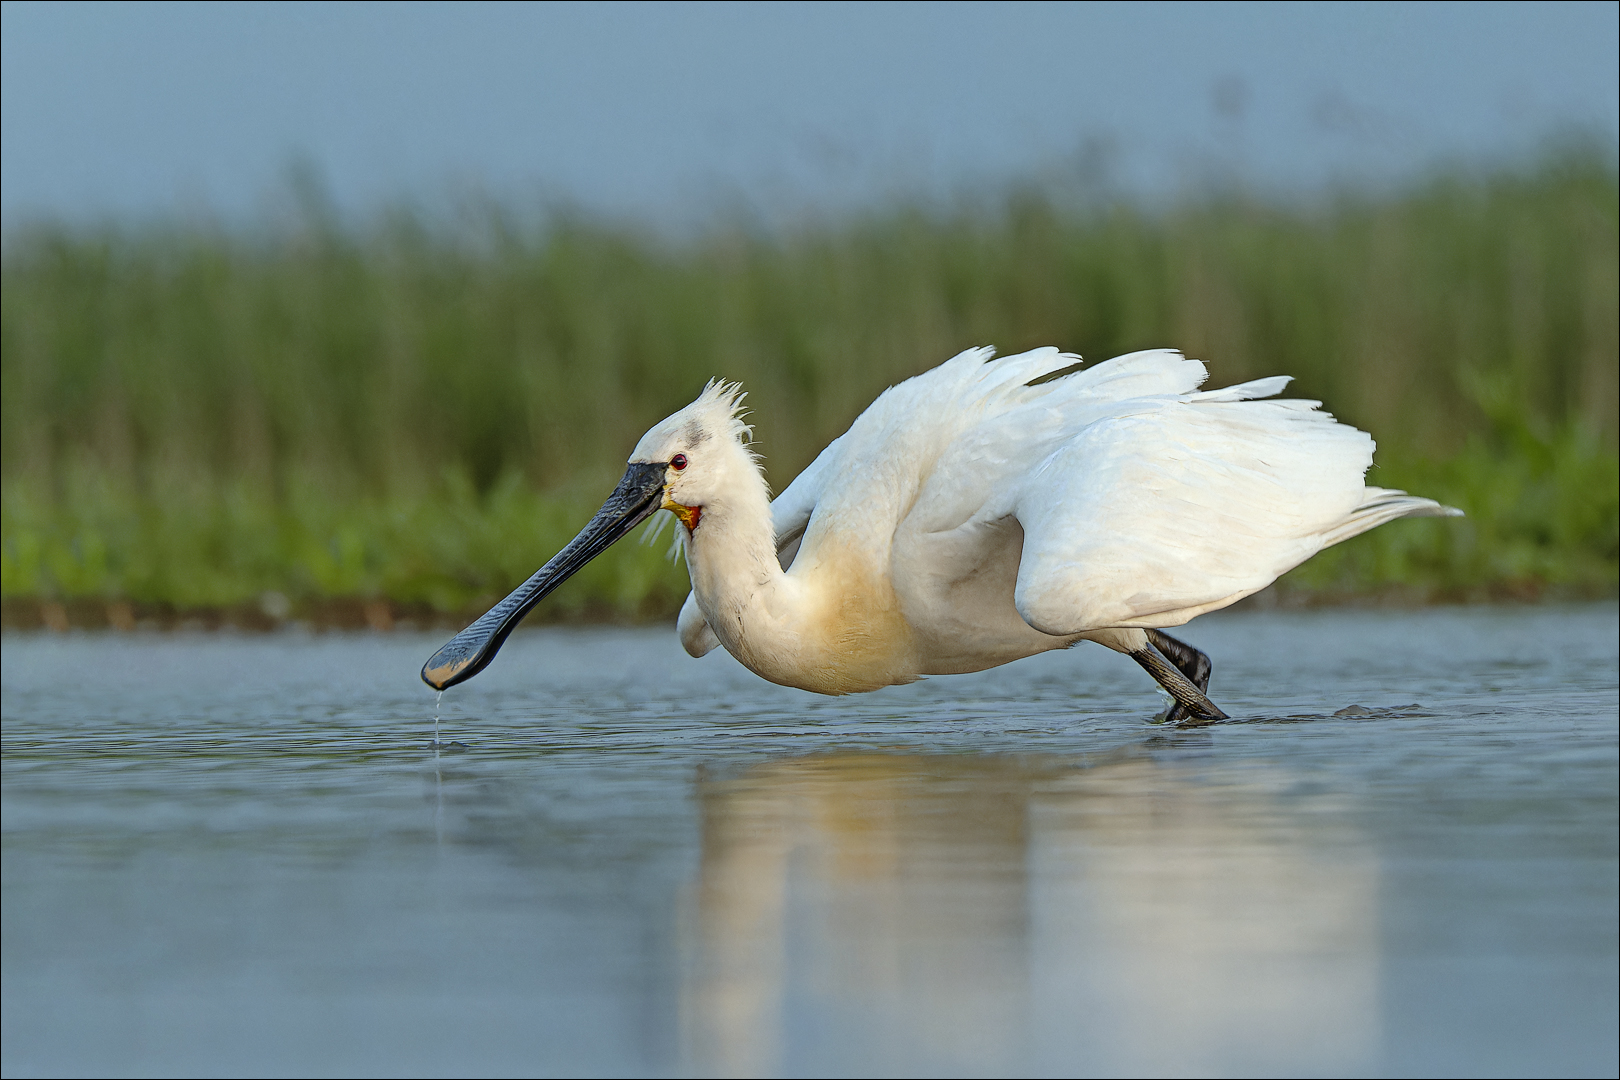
left=1009, top=385, right=1458, bottom=634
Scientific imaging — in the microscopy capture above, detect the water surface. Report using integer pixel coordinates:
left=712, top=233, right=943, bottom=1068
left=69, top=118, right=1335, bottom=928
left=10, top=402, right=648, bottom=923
left=3, top=604, right=1616, bottom=1078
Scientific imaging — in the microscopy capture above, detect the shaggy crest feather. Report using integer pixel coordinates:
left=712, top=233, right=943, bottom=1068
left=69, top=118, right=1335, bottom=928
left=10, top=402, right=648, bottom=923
left=694, top=378, right=756, bottom=454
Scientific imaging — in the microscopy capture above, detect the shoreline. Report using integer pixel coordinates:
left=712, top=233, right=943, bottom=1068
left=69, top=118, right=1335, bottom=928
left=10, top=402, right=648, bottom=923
left=4, top=585, right=1613, bottom=635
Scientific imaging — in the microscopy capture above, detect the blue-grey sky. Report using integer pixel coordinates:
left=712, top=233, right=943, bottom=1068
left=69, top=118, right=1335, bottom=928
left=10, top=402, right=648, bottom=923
left=2, top=1, right=1616, bottom=226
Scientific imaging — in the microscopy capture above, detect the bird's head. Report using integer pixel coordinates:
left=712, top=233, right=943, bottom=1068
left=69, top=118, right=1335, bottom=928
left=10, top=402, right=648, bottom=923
left=420, top=380, right=752, bottom=691
left=629, top=380, right=755, bottom=536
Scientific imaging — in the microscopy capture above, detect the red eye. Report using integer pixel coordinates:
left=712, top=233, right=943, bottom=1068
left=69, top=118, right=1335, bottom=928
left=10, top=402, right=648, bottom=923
left=671, top=454, right=688, bottom=471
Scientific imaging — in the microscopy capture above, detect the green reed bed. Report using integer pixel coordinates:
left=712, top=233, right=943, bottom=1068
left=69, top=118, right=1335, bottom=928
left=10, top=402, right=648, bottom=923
left=3, top=147, right=1615, bottom=623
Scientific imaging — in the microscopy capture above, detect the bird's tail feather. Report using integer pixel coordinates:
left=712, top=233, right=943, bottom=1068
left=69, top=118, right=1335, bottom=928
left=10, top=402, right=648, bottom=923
left=1318, top=488, right=1463, bottom=549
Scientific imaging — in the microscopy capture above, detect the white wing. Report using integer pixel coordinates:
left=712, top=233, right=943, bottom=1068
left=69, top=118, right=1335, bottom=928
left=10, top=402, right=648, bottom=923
left=901, top=348, right=1209, bottom=537
left=678, top=590, right=720, bottom=656
left=768, top=433, right=843, bottom=569
left=1008, top=381, right=1458, bottom=634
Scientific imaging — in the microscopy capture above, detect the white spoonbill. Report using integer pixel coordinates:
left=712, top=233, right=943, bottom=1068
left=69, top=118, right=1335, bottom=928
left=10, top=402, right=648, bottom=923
left=423, top=347, right=1459, bottom=722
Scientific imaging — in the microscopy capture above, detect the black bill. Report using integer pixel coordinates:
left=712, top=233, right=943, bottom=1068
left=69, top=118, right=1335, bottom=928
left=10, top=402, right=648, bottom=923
left=421, top=461, right=667, bottom=690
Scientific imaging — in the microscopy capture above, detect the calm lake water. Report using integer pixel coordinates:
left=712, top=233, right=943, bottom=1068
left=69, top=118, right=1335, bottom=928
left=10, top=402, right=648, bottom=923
left=2, top=604, right=1616, bottom=1079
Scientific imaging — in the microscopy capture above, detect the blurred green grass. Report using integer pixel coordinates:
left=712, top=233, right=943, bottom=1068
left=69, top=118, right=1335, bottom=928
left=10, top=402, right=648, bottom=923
left=2, top=145, right=1615, bottom=622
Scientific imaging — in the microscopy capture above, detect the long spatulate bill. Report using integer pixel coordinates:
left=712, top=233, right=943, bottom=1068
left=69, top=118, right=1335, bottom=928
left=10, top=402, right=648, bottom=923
left=421, top=462, right=667, bottom=690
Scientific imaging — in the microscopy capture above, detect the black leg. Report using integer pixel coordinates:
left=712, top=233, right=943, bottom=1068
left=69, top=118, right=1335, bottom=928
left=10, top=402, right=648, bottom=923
left=1131, top=631, right=1226, bottom=724
left=1148, top=630, right=1212, bottom=689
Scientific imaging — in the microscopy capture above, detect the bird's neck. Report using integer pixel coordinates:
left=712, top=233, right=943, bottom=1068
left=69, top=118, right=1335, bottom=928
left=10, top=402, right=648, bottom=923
left=682, top=457, right=787, bottom=665
left=683, top=453, right=917, bottom=695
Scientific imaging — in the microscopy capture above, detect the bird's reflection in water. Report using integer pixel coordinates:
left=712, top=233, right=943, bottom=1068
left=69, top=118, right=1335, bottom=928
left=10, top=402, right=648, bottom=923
left=682, top=746, right=1377, bottom=1078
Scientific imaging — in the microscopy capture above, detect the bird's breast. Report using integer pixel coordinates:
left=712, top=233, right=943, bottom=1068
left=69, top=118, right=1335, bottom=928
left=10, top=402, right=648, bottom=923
left=707, top=543, right=921, bottom=696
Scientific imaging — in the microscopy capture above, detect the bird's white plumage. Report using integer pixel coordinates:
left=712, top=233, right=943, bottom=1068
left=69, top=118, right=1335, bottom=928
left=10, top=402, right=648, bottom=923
left=640, top=346, right=1457, bottom=695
